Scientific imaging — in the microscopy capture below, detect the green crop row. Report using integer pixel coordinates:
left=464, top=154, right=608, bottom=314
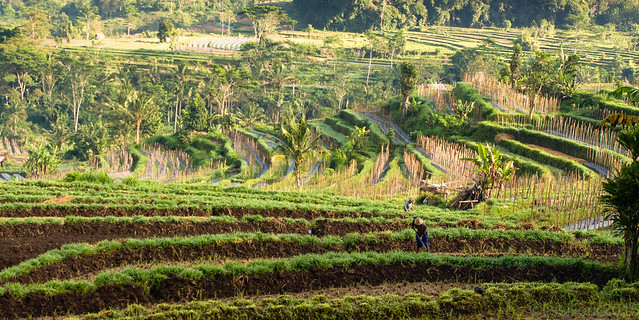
left=84, top=281, right=639, bottom=320
left=0, top=213, right=620, bottom=244
left=0, top=251, right=616, bottom=299
left=0, top=180, right=457, bottom=218
left=308, top=120, right=349, bottom=146
left=499, top=139, right=595, bottom=178
left=452, top=82, right=501, bottom=120
left=0, top=227, right=621, bottom=284
left=475, top=121, right=630, bottom=169
left=337, top=110, right=390, bottom=146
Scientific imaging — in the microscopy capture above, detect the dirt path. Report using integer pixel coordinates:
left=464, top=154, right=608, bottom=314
left=526, top=144, right=587, bottom=164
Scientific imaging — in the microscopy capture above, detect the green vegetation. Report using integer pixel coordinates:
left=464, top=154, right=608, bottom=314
left=84, top=282, right=639, bottom=320
left=4, top=1, right=639, bottom=318
left=0, top=252, right=617, bottom=298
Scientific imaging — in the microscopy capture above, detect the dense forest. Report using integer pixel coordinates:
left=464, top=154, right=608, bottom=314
left=2, top=0, right=639, bottom=37
left=292, top=0, right=639, bottom=32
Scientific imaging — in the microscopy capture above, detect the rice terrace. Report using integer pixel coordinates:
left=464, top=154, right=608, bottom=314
left=3, top=0, right=639, bottom=319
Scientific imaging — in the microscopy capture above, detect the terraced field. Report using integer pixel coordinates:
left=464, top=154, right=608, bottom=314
left=403, top=27, right=639, bottom=69
left=0, top=180, right=634, bottom=318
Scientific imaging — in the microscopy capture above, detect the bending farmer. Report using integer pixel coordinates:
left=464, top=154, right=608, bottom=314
left=410, top=217, right=429, bottom=252
left=404, top=197, right=416, bottom=212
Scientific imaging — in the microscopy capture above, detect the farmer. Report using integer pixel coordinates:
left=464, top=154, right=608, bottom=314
left=410, top=217, right=429, bottom=252
left=403, top=197, right=416, bottom=212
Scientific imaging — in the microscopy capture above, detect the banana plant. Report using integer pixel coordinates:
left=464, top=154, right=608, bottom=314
left=614, top=85, right=639, bottom=106
left=461, top=143, right=516, bottom=199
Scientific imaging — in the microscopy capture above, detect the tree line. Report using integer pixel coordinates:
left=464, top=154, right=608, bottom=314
left=0, top=0, right=267, bottom=39
left=0, top=28, right=402, bottom=162
left=292, top=0, right=639, bottom=32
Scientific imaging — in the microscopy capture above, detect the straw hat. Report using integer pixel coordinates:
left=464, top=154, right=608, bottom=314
left=414, top=217, right=423, bottom=225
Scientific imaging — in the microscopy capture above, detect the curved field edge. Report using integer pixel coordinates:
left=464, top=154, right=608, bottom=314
left=0, top=180, right=460, bottom=219
left=0, top=229, right=622, bottom=285
left=84, top=281, right=639, bottom=320
left=0, top=253, right=620, bottom=318
left=0, top=215, right=620, bottom=267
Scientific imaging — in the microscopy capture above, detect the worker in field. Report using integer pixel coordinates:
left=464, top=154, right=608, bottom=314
left=403, top=197, right=416, bottom=212
left=410, top=217, right=429, bottom=252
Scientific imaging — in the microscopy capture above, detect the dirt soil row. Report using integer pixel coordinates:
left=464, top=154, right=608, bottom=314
left=0, top=219, right=601, bottom=270
left=0, top=206, right=410, bottom=220
left=2, top=236, right=620, bottom=286
left=0, top=263, right=619, bottom=318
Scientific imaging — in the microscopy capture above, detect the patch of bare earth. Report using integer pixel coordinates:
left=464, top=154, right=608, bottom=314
left=526, top=144, right=587, bottom=164
left=237, top=281, right=474, bottom=302
left=42, top=195, right=75, bottom=204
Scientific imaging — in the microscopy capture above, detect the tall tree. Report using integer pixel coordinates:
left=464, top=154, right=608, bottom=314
left=279, top=107, right=323, bottom=186
left=182, top=93, right=208, bottom=132
left=78, top=3, right=99, bottom=40
left=399, top=61, right=417, bottom=118
left=21, top=7, right=51, bottom=40
left=157, top=18, right=176, bottom=42
left=556, top=50, right=581, bottom=97
left=113, top=86, right=158, bottom=144
left=59, top=52, right=94, bottom=132
left=388, top=30, right=406, bottom=68
left=0, top=39, right=45, bottom=102
left=509, top=43, right=522, bottom=88
left=218, top=10, right=236, bottom=36
left=239, top=5, right=288, bottom=43
left=124, top=5, right=140, bottom=36
left=212, top=65, right=251, bottom=121
left=521, top=50, right=554, bottom=121
left=236, top=101, right=266, bottom=127
left=601, top=125, right=639, bottom=280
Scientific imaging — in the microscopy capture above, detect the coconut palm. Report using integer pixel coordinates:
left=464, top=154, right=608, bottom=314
left=279, top=108, right=323, bottom=186
left=112, top=85, right=156, bottom=144
left=236, top=102, right=266, bottom=128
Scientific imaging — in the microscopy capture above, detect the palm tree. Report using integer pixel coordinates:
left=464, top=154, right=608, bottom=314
left=279, top=108, right=323, bottom=186
left=129, top=92, right=156, bottom=144
left=112, top=86, right=156, bottom=144
left=601, top=124, right=639, bottom=280
left=236, top=102, right=266, bottom=128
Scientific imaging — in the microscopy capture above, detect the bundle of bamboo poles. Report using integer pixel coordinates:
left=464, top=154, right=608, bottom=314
left=403, top=149, right=425, bottom=187
left=229, top=129, right=268, bottom=177
left=465, top=73, right=560, bottom=114
left=368, top=144, right=390, bottom=185
left=538, top=117, right=624, bottom=154
left=497, top=114, right=627, bottom=172
left=499, top=173, right=604, bottom=228
left=416, top=134, right=477, bottom=185
left=104, top=149, right=133, bottom=173
left=421, top=86, right=454, bottom=113
left=141, top=143, right=192, bottom=182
